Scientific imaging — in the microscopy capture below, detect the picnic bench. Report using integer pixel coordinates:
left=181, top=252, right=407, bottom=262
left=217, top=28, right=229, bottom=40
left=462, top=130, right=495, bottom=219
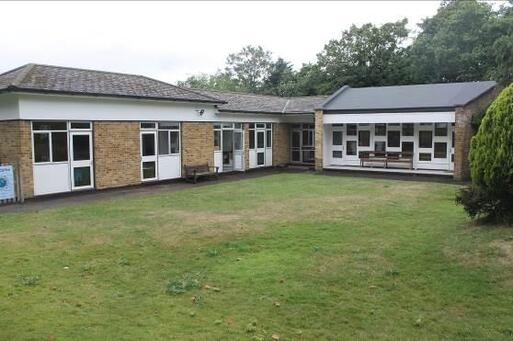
left=360, top=152, right=413, bottom=170
left=184, top=163, right=219, bottom=184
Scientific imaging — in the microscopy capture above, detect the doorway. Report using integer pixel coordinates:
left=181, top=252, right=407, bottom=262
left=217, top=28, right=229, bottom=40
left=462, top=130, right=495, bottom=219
left=214, top=123, right=244, bottom=172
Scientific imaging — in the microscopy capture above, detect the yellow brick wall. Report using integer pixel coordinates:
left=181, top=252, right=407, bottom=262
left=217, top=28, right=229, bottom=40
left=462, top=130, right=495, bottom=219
left=182, top=122, right=214, bottom=173
left=314, top=110, right=323, bottom=171
left=93, top=121, right=141, bottom=189
left=272, top=123, right=290, bottom=166
left=0, top=120, right=34, bottom=198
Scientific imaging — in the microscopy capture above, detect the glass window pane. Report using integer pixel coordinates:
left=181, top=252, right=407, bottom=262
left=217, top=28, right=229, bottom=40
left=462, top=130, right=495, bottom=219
left=222, top=123, right=233, bottom=129
left=266, top=130, right=271, bottom=148
left=402, top=123, right=414, bottom=136
left=256, top=123, right=266, bottom=129
left=159, top=122, right=179, bottom=130
left=214, top=130, right=221, bottom=151
left=249, top=130, right=255, bottom=149
left=70, top=122, right=91, bottom=130
left=302, top=130, right=313, bottom=146
left=358, top=130, right=370, bottom=147
left=73, top=166, right=91, bottom=187
left=434, top=142, right=447, bottom=158
left=214, top=124, right=221, bottom=129
left=266, top=123, right=271, bottom=129
left=347, top=124, right=357, bottom=136
left=52, top=132, right=68, bottom=162
left=141, top=122, right=156, bottom=129
left=346, top=141, right=357, bottom=155
left=170, top=131, right=180, bottom=154
left=419, top=131, right=433, bottom=148
left=158, top=131, right=169, bottom=155
left=142, top=133, right=156, bottom=156
left=72, top=134, right=90, bottom=161
left=375, top=141, right=386, bottom=153
left=435, top=123, right=448, bottom=136
left=234, top=123, right=242, bottom=129
left=375, top=124, right=386, bottom=136
left=142, top=161, right=156, bottom=179
left=257, top=152, right=265, bottom=165
left=402, top=142, right=414, bottom=156
left=33, top=121, right=67, bottom=131
left=291, top=131, right=300, bottom=148
left=234, top=132, right=242, bottom=151
left=257, top=131, right=265, bottom=148
left=419, top=153, right=432, bottom=161
left=332, top=131, right=342, bottom=145
left=33, top=133, right=50, bottom=163
left=249, top=123, right=255, bottom=129
left=387, top=131, right=400, bottom=148
left=291, top=150, right=300, bottom=162
left=332, top=150, right=343, bottom=158
left=302, top=150, right=315, bottom=163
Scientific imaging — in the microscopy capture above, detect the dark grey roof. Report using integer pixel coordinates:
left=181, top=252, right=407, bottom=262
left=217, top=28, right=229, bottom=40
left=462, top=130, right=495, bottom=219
left=195, top=89, right=327, bottom=114
left=0, top=64, right=223, bottom=104
left=321, top=81, right=497, bottom=113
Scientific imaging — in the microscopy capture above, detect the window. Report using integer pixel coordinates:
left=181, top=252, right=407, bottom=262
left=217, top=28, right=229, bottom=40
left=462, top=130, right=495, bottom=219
left=214, top=130, right=221, bottom=151
left=72, top=135, right=90, bottom=161
left=142, top=134, right=156, bottom=156
left=332, top=131, right=342, bottom=145
left=435, top=123, right=448, bottom=136
left=402, top=142, right=414, bottom=156
left=402, top=123, right=414, bottom=136
left=256, top=123, right=265, bottom=129
left=358, top=130, right=370, bottom=147
left=419, top=131, right=433, bottom=148
left=346, top=140, right=357, bottom=155
left=332, top=150, right=343, bottom=158
left=159, top=122, right=179, bottom=130
left=73, top=167, right=91, bottom=187
left=347, top=124, right=357, bottom=136
left=419, top=153, right=432, bottom=161
left=32, top=121, right=69, bottom=163
left=141, top=122, right=156, bottom=129
left=170, top=131, right=180, bottom=154
left=142, top=161, right=156, bottom=179
left=33, top=121, right=66, bottom=131
left=214, top=123, right=222, bottom=129
left=33, top=133, right=50, bottom=163
left=434, top=142, right=447, bottom=159
left=266, top=129, right=272, bottom=148
left=375, top=124, right=386, bottom=136
left=257, top=131, right=265, bottom=148
left=257, top=152, right=265, bottom=165
left=291, top=150, right=300, bottom=162
left=249, top=129, right=255, bottom=149
left=70, top=122, right=91, bottom=130
left=158, top=131, right=169, bottom=155
left=375, top=141, right=386, bottom=153
left=387, top=130, right=400, bottom=148
left=388, top=123, right=400, bottom=126
left=302, top=130, right=313, bottom=147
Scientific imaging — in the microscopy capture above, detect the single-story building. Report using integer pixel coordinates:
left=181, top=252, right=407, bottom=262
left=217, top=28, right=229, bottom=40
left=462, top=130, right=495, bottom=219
left=0, top=63, right=497, bottom=199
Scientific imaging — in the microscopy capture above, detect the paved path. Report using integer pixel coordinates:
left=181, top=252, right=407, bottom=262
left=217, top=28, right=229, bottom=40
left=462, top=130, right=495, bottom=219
left=0, top=168, right=302, bottom=214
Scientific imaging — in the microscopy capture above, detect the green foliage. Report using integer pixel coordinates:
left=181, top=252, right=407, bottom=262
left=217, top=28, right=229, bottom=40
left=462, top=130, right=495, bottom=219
left=17, top=274, right=41, bottom=286
left=458, top=84, right=513, bottom=223
left=166, top=273, right=201, bottom=295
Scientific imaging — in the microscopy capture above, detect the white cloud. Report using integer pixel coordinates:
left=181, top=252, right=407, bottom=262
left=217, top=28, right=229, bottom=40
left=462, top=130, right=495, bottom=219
left=1, top=1, right=445, bottom=83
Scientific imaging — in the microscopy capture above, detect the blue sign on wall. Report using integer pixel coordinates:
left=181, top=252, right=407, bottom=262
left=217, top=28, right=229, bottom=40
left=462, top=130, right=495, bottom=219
left=0, top=166, right=15, bottom=200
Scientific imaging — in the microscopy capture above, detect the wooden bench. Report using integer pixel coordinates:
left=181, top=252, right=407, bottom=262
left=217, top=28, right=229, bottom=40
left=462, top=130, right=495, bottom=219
left=184, top=163, right=219, bottom=184
left=385, top=153, right=413, bottom=170
left=360, top=152, right=387, bottom=168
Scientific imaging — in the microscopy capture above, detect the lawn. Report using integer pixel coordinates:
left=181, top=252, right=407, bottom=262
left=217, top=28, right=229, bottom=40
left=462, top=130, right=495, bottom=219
left=1, top=173, right=513, bottom=340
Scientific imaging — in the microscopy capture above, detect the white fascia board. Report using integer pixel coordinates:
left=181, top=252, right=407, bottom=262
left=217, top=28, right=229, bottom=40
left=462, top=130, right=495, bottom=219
left=323, top=111, right=456, bottom=124
left=0, top=93, right=20, bottom=120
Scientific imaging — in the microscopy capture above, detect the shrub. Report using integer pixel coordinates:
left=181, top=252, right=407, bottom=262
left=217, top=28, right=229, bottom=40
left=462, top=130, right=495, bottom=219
left=458, top=83, right=513, bottom=223
left=166, top=273, right=200, bottom=295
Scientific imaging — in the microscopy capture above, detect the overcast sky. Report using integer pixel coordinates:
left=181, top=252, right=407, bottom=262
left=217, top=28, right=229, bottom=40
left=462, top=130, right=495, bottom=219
left=1, top=1, right=450, bottom=83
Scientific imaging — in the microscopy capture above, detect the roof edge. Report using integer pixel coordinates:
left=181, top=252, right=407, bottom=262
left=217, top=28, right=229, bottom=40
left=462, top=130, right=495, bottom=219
left=458, top=81, right=497, bottom=107
left=317, top=85, right=350, bottom=110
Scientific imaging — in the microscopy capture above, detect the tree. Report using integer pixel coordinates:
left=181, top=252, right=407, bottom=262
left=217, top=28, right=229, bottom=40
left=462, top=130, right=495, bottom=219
left=262, top=58, right=297, bottom=96
left=315, top=19, right=411, bottom=93
left=457, top=83, right=513, bottom=223
left=224, top=45, right=273, bottom=92
left=409, top=0, right=513, bottom=85
left=177, top=72, right=239, bottom=91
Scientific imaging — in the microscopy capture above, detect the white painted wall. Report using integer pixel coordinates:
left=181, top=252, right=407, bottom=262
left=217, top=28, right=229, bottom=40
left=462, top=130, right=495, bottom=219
left=0, top=93, right=20, bottom=120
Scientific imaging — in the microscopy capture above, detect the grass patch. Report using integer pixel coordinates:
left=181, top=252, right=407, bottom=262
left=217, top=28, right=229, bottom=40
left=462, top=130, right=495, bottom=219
left=1, top=173, right=513, bottom=339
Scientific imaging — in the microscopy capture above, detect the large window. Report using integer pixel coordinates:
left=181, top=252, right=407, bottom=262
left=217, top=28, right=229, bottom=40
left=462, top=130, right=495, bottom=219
left=402, top=123, right=414, bottom=136
left=158, top=122, right=180, bottom=155
left=375, top=124, right=386, bottom=136
left=346, top=140, right=357, bottom=155
left=387, top=130, right=400, bottom=148
left=32, top=121, right=68, bottom=163
left=332, top=131, right=343, bottom=145
left=419, top=131, right=433, bottom=148
left=358, top=130, right=370, bottom=147
left=347, top=124, right=357, bottom=136
left=434, top=142, right=447, bottom=159
left=435, top=123, right=448, bottom=136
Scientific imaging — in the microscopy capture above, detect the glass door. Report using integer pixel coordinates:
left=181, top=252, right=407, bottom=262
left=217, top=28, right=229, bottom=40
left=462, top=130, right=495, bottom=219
left=330, top=125, right=344, bottom=165
left=256, top=129, right=266, bottom=166
left=344, top=124, right=359, bottom=162
left=141, top=131, right=157, bottom=181
left=70, top=131, right=94, bottom=190
left=291, top=129, right=301, bottom=163
left=233, top=129, right=244, bottom=171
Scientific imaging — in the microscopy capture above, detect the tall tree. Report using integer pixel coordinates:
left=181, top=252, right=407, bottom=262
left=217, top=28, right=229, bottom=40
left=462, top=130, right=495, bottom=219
left=224, top=45, right=273, bottom=92
left=262, top=58, right=297, bottom=96
left=315, top=19, right=410, bottom=93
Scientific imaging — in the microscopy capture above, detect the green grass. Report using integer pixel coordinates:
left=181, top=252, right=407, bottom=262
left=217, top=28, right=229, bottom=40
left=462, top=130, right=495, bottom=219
left=1, top=173, right=513, bottom=340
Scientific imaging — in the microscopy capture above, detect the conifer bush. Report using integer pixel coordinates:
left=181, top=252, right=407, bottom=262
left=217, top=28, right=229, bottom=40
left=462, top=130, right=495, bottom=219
left=456, top=83, right=513, bottom=223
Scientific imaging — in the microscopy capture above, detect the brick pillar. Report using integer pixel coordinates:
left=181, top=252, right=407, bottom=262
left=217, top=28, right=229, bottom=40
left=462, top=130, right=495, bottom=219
left=272, top=123, right=290, bottom=166
left=453, top=107, right=473, bottom=181
left=182, top=122, right=214, bottom=174
left=0, top=120, right=34, bottom=198
left=244, top=123, right=250, bottom=170
left=314, top=110, right=324, bottom=171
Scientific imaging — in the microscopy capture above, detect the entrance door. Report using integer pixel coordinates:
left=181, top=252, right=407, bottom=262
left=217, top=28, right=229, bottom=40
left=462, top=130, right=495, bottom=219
left=256, top=129, right=266, bottom=166
left=141, top=131, right=157, bottom=181
left=70, top=132, right=94, bottom=190
left=291, top=129, right=301, bottom=163
left=222, top=130, right=233, bottom=171
left=344, top=124, right=359, bottom=163
left=233, top=130, right=244, bottom=171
